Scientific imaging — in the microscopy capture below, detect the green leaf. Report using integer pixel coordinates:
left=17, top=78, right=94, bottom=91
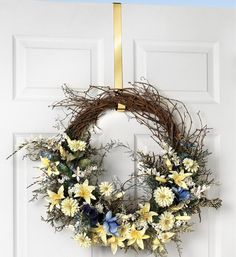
left=57, top=162, right=72, bottom=177
left=79, top=159, right=92, bottom=169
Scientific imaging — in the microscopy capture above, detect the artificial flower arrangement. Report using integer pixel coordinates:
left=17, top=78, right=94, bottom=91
left=10, top=83, right=221, bottom=256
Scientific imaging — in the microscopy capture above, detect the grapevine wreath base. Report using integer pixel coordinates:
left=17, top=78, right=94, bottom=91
left=12, top=82, right=221, bottom=256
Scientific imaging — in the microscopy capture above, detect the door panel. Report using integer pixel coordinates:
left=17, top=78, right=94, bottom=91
left=0, top=1, right=235, bottom=257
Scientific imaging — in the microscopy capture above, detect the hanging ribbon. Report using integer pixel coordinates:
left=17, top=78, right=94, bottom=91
left=113, top=2, right=125, bottom=111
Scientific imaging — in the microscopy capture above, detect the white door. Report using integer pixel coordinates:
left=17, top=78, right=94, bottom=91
left=0, top=1, right=235, bottom=257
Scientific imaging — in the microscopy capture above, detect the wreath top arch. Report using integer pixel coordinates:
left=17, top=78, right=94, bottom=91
left=55, top=82, right=183, bottom=147
left=11, top=83, right=221, bottom=256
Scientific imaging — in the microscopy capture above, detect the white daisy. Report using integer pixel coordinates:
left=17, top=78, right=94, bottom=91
left=95, top=202, right=104, bottom=213
left=191, top=185, right=210, bottom=199
left=161, top=142, right=174, bottom=156
left=171, top=153, right=180, bottom=166
left=99, top=182, right=114, bottom=197
left=183, top=158, right=199, bottom=173
left=159, top=212, right=175, bottom=231
left=74, top=233, right=91, bottom=247
left=61, top=198, right=78, bottom=217
left=153, top=187, right=174, bottom=207
left=185, top=177, right=195, bottom=187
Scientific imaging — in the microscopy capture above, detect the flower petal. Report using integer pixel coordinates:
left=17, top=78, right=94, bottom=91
left=111, top=243, right=117, bottom=255
left=109, top=222, right=118, bottom=234
left=106, top=211, right=112, bottom=220
left=103, top=222, right=110, bottom=233
left=137, top=239, right=144, bottom=249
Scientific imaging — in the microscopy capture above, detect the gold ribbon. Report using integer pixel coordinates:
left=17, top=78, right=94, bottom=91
left=113, top=2, right=125, bottom=111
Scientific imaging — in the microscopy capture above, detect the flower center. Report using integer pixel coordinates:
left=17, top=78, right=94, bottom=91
left=80, top=188, right=90, bottom=198
left=160, top=193, right=167, bottom=200
left=164, top=219, right=170, bottom=226
left=131, top=230, right=141, bottom=239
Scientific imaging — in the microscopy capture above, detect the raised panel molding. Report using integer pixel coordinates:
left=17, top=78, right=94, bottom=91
left=13, top=133, right=93, bottom=257
left=134, top=40, right=220, bottom=103
left=13, top=35, right=104, bottom=100
left=206, top=133, right=222, bottom=257
left=134, top=133, right=222, bottom=257
left=13, top=133, right=55, bottom=257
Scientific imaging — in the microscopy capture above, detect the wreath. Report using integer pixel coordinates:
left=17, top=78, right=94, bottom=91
left=11, top=82, right=221, bottom=256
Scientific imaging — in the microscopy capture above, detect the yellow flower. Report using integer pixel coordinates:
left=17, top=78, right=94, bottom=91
left=40, top=157, right=59, bottom=176
left=153, top=187, right=174, bottom=207
left=114, top=191, right=125, bottom=199
left=165, top=158, right=173, bottom=170
left=61, top=198, right=78, bottom=217
left=155, top=176, right=167, bottom=183
left=169, top=170, right=192, bottom=189
left=59, top=145, right=68, bottom=159
left=91, top=233, right=100, bottom=245
left=47, top=185, right=65, bottom=211
left=127, top=225, right=150, bottom=249
left=183, top=158, right=199, bottom=172
left=170, top=202, right=185, bottom=212
left=159, top=232, right=175, bottom=243
left=66, top=135, right=86, bottom=152
left=108, top=236, right=125, bottom=254
left=152, top=238, right=165, bottom=252
left=59, top=145, right=76, bottom=161
left=137, top=203, right=158, bottom=223
left=74, top=179, right=96, bottom=204
left=93, top=223, right=107, bottom=245
left=99, top=182, right=114, bottom=197
left=159, top=212, right=175, bottom=231
left=118, top=224, right=130, bottom=238
left=175, top=215, right=191, bottom=221
left=41, top=157, right=50, bottom=168
left=74, top=233, right=91, bottom=247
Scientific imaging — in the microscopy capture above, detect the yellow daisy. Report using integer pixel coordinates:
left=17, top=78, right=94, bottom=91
left=108, top=236, right=125, bottom=254
left=137, top=203, right=158, bottom=223
left=169, top=170, right=192, bottom=189
left=47, top=185, right=65, bottom=211
left=127, top=225, right=150, bottom=249
left=74, top=179, right=96, bottom=204
left=159, top=212, right=175, bottom=231
left=153, top=187, right=174, bottom=207
left=61, top=198, right=78, bottom=217
left=74, top=233, right=91, bottom=247
left=99, top=182, right=114, bottom=197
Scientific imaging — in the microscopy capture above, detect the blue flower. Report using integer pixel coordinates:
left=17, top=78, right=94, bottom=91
left=40, top=150, right=53, bottom=160
left=82, top=204, right=99, bottom=227
left=103, top=211, right=119, bottom=236
left=172, top=187, right=190, bottom=201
